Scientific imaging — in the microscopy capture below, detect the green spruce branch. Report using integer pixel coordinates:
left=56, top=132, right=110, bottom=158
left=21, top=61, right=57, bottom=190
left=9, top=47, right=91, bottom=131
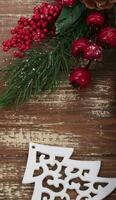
left=0, top=3, right=87, bottom=107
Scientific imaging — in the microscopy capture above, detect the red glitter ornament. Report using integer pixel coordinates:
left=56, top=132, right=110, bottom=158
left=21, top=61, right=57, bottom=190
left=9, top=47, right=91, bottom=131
left=69, top=67, right=91, bottom=88
left=71, top=37, right=90, bottom=57
left=99, top=27, right=116, bottom=47
left=84, top=43, right=103, bottom=60
left=86, top=12, right=104, bottom=27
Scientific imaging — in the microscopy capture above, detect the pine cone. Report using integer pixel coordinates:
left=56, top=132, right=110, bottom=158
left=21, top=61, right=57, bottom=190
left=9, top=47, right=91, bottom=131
left=81, top=0, right=116, bottom=10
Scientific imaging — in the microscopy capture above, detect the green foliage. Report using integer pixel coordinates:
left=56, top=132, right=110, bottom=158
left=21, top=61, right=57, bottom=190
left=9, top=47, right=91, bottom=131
left=0, top=44, right=75, bottom=107
left=0, top=3, right=87, bottom=107
left=56, top=3, right=85, bottom=34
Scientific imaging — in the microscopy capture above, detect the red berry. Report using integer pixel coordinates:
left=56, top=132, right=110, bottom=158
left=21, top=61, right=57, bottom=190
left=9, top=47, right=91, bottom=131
left=10, top=39, right=17, bottom=47
left=41, top=21, right=47, bottom=28
left=12, top=43, right=17, bottom=48
left=40, top=32, right=45, bottom=39
left=29, top=19, right=35, bottom=26
left=47, top=16, right=53, bottom=22
left=25, top=29, right=30, bottom=35
left=63, top=0, right=76, bottom=7
left=6, top=40, right=11, bottom=47
left=71, top=37, right=89, bottom=57
left=34, top=6, right=39, bottom=14
left=84, top=43, right=102, bottom=60
left=19, top=17, right=26, bottom=22
left=69, top=67, right=91, bottom=88
left=43, top=28, right=48, bottom=33
left=53, top=12, right=58, bottom=18
left=3, top=46, right=9, bottom=52
left=13, top=51, right=24, bottom=58
left=33, top=34, right=40, bottom=41
left=99, top=27, right=116, bottom=47
left=56, top=0, right=76, bottom=7
left=40, top=14, right=45, bottom=20
left=25, top=45, right=30, bottom=51
left=18, top=29, right=24, bottom=35
left=37, top=22, right=41, bottom=27
left=29, top=27, right=33, bottom=33
left=86, top=12, right=104, bottom=27
left=24, top=35, right=29, bottom=41
left=49, top=9, right=54, bottom=15
left=11, top=28, right=16, bottom=34
left=33, top=14, right=40, bottom=21
left=24, top=21, right=28, bottom=26
left=50, top=25, right=56, bottom=37
left=36, top=28, right=41, bottom=33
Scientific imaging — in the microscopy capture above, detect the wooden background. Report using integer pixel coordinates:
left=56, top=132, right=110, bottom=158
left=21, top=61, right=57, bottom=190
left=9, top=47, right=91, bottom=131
left=0, top=0, right=116, bottom=199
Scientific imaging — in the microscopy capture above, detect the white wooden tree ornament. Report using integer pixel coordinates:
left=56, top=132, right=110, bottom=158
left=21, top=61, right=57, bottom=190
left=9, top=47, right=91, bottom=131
left=23, top=143, right=116, bottom=200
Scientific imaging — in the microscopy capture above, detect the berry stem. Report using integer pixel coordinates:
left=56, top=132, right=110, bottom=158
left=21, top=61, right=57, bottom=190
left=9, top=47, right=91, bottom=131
left=85, top=60, right=91, bottom=69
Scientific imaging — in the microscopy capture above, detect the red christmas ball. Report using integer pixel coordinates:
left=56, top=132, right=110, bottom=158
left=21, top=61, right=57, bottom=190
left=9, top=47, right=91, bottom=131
left=71, top=37, right=89, bottom=57
left=86, top=12, right=104, bottom=27
left=69, top=67, right=91, bottom=89
left=99, top=27, right=116, bottom=47
left=84, top=43, right=102, bottom=60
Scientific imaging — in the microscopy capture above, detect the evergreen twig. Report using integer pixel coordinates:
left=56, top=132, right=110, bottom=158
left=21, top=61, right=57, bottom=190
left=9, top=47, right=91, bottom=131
left=0, top=9, right=87, bottom=107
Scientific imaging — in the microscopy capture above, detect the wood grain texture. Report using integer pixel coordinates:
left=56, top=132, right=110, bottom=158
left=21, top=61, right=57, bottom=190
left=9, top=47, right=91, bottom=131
left=0, top=0, right=116, bottom=200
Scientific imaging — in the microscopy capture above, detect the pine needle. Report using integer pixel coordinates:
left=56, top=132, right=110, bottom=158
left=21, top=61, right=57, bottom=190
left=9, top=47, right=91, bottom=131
left=0, top=9, right=87, bottom=107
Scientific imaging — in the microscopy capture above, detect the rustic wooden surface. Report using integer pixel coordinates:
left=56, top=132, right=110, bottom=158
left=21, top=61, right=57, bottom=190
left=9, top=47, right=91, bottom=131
left=0, top=0, right=116, bottom=200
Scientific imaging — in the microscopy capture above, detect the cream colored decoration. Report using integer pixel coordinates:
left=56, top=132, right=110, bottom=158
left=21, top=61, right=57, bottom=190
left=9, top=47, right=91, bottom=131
left=23, top=143, right=116, bottom=200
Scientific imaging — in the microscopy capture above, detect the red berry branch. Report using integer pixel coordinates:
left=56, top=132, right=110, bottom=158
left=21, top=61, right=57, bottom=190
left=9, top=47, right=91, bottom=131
left=2, top=2, right=62, bottom=58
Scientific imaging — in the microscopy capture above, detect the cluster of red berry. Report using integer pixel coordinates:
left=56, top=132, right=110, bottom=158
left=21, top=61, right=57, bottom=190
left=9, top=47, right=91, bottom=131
left=69, top=12, right=116, bottom=89
left=2, top=2, right=62, bottom=58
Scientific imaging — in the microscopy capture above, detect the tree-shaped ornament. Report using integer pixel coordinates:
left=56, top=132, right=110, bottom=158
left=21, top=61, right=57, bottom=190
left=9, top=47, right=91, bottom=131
left=23, top=143, right=116, bottom=200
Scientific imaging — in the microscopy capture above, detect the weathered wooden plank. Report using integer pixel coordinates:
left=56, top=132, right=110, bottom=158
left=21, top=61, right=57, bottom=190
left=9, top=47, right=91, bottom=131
left=0, top=0, right=116, bottom=199
left=0, top=120, right=116, bottom=156
left=0, top=157, right=116, bottom=182
left=1, top=180, right=116, bottom=200
left=0, top=0, right=34, bottom=15
left=0, top=118, right=116, bottom=154
left=0, top=183, right=116, bottom=200
left=0, top=183, right=33, bottom=200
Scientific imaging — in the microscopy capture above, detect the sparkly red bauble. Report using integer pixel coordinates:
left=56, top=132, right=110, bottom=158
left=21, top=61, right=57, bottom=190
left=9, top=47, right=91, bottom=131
left=86, top=12, right=104, bottom=27
left=99, top=27, right=116, bottom=47
left=56, top=0, right=76, bottom=7
left=71, top=37, right=89, bottom=57
left=69, top=67, right=91, bottom=88
left=84, top=43, right=103, bottom=60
